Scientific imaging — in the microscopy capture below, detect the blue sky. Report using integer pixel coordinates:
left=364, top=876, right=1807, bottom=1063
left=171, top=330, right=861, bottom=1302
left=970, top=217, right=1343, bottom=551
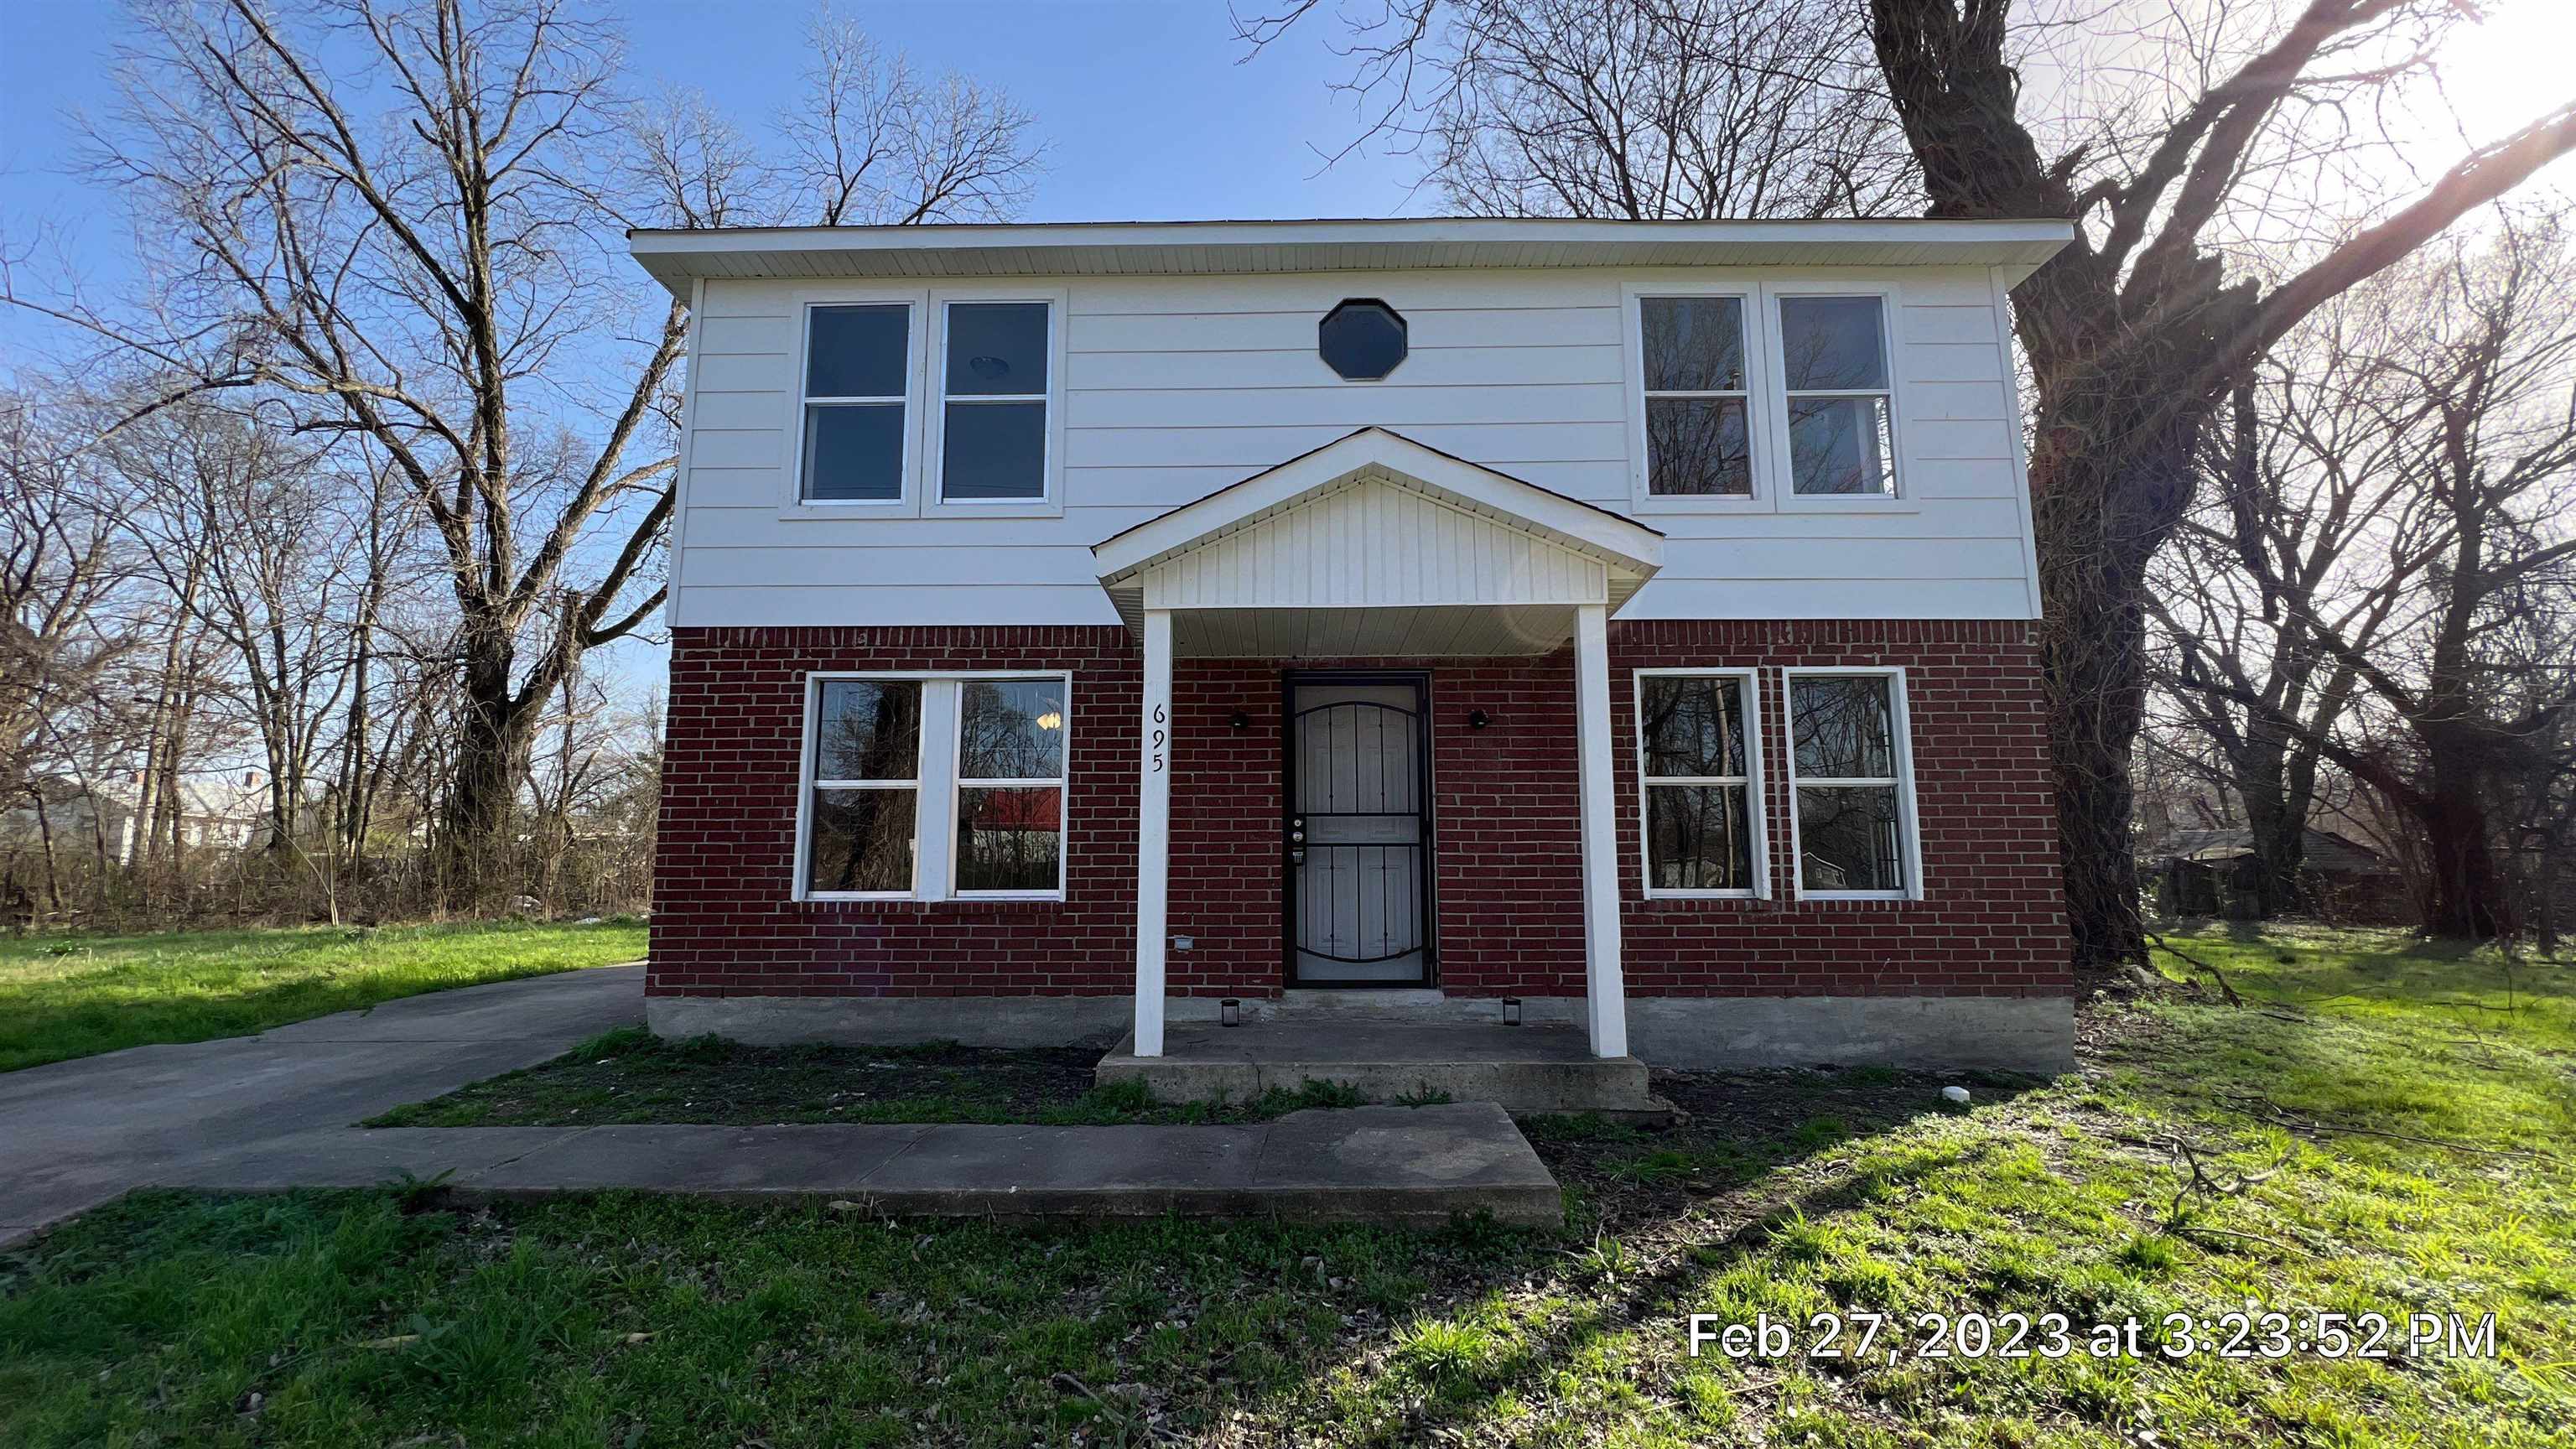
left=0, top=0, right=1431, bottom=707
left=0, top=1, right=1428, bottom=282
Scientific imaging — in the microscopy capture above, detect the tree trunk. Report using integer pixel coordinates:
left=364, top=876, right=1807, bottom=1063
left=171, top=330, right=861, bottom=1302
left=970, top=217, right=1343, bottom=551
left=2236, top=713, right=2309, bottom=917
left=439, top=631, right=540, bottom=909
left=2028, top=389, right=2206, bottom=972
left=2417, top=719, right=2509, bottom=939
left=28, top=787, right=60, bottom=913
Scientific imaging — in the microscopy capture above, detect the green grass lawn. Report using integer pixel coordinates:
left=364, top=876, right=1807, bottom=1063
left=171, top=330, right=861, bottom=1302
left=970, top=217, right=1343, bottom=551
left=3, top=925, right=2570, bottom=1446
left=364, top=1027, right=1400, bottom=1129
left=0, top=920, right=649, bottom=1072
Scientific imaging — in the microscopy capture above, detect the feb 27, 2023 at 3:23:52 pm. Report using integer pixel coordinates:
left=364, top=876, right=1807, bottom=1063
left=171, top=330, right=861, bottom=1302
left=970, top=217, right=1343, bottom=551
left=1688, top=1309, right=2501, bottom=1363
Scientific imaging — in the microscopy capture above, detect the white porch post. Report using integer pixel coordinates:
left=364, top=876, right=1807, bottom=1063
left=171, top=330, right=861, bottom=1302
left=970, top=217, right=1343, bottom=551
left=1134, top=607, right=1173, bottom=1057
left=1572, top=602, right=1630, bottom=1057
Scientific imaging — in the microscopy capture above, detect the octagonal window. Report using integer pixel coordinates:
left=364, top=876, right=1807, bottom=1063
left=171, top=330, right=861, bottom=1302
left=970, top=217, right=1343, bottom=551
left=1318, top=299, right=1407, bottom=381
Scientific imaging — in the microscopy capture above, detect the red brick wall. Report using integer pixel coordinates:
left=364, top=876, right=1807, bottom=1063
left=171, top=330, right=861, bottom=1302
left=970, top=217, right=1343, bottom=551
left=650, top=621, right=2066, bottom=1001
left=1611, top=621, right=2069, bottom=998
left=651, top=626, right=1142, bottom=1000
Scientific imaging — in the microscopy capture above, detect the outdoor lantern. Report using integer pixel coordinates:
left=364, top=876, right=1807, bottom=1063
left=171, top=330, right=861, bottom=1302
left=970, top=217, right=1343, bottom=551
left=1468, top=710, right=1491, bottom=730
left=1502, top=996, right=1522, bottom=1026
left=1229, top=710, right=1250, bottom=731
left=1220, top=999, right=1241, bottom=1027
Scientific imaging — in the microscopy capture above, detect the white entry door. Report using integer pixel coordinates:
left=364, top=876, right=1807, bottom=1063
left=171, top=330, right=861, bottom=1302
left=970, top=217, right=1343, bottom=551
left=1286, top=676, right=1431, bottom=984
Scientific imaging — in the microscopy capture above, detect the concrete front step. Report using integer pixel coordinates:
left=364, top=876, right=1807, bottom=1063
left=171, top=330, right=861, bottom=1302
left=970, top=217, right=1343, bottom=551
left=1098, top=1021, right=1662, bottom=1116
left=148, top=1104, right=1562, bottom=1228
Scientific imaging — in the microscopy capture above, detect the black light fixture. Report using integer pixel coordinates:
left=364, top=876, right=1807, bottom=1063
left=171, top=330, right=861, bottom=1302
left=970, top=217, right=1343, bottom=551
left=1228, top=710, right=1250, bottom=731
left=1467, top=709, right=1492, bottom=730
left=1220, top=998, right=1242, bottom=1028
left=1501, top=996, right=1522, bottom=1026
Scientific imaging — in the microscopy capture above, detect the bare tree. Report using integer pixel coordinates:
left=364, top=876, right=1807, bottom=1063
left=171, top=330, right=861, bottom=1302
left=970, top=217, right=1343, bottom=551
left=0, top=394, right=154, bottom=917
left=9, top=0, right=1042, bottom=906
left=780, top=9, right=1045, bottom=226
left=1248, top=0, right=2576, bottom=964
left=1236, top=0, right=1913, bottom=217
left=2159, top=222, right=2576, bottom=937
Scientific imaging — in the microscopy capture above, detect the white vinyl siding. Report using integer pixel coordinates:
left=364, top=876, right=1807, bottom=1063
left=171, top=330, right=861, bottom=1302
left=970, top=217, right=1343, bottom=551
left=677, top=266, right=2039, bottom=627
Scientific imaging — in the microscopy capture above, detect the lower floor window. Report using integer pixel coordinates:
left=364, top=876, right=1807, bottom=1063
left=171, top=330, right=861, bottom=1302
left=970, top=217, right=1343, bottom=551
left=1636, top=670, right=1763, bottom=895
left=802, top=673, right=1070, bottom=900
left=1784, top=669, right=1917, bottom=896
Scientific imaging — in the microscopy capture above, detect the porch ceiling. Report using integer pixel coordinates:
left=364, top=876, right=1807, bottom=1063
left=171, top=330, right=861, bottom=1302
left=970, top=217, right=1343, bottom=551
left=1093, top=428, right=1665, bottom=657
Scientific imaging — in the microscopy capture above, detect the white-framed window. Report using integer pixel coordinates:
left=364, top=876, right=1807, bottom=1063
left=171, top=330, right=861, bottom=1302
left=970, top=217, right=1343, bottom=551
left=950, top=678, right=1071, bottom=896
left=797, top=671, right=1071, bottom=901
left=796, top=300, right=916, bottom=505
left=1774, top=293, right=1898, bottom=497
left=801, top=677, right=923, bottom=897
left=1634, top=292, right=1757, bottom=499
left=1633, top=668, right=1767, bottom=897
left=1782, top=667, right=1922, bottom=899
left=928, top=293, right=1062, bottom=510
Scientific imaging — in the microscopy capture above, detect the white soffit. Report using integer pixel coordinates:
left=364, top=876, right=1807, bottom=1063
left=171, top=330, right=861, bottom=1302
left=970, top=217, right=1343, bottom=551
left=628, top=216, right=2077, bottom=297
left=1093, top=428, right=1664, bottom=653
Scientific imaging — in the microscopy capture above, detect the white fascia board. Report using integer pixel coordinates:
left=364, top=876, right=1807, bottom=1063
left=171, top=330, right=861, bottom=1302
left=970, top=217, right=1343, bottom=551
left=628, top=216, right=2078, bottom=297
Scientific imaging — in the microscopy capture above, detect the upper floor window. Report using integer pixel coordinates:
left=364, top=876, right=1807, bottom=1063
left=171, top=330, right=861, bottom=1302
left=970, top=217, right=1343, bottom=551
left=1778, top=295, right=1896, bottom=496
left=938, top=300, right=1052, bottom=502
left=800, top=303, right=911, bottom=502
left=1637, top=670, right=1763, bottom=896
left=1784, top=668, right=1918, bottom=897
left=1639, top=295, right=1752, bottom=496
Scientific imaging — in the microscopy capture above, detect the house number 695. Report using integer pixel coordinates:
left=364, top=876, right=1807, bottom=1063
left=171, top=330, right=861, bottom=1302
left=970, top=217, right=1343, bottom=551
left=1150, top=704, right=1166, bottom=772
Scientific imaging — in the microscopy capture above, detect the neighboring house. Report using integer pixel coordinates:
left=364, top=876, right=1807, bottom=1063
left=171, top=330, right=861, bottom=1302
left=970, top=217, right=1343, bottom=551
left=627, top=216, right=2078, bottom=1075
left=2146, top=827, right=2406, bottom=924
left=1, top=770, right=269, bottom=862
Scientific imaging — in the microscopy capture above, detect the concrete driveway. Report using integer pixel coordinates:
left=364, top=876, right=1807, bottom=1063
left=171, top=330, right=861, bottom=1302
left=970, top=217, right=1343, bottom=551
left=0, top=963, right=644, bottom=1246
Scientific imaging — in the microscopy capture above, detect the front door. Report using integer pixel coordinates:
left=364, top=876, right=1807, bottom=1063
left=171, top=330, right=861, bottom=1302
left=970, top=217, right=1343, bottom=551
left=1284, top=673, right=1433, bottom=985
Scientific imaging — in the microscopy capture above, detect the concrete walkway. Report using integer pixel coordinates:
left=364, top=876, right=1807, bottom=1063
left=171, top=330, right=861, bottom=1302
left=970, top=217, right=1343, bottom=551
left=3, top=966, right=1561, bottom=1241
left=164, top=1104, right=1561, bottom=1228
left=0, top=964, right=647, bottom=1245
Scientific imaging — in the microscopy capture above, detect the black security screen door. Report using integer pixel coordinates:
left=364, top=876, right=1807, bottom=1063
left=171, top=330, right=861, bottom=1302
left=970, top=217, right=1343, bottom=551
left=1283, top=673, right=1433, bottom=986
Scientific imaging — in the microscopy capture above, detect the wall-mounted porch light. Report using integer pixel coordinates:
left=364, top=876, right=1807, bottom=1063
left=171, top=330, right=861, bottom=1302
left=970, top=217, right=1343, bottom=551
left=1467, top=710, right=1492, bottom=730
left=1228, top=710, right=1250, bottom=731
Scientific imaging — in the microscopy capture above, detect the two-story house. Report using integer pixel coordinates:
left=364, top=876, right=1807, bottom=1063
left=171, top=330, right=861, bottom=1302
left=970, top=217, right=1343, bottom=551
left=628, top=217, right=2077, bottom=1083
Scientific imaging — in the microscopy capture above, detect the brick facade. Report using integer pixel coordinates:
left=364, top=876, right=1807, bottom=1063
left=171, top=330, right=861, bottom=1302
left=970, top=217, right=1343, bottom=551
left=650, top=621, right=2068, bottom=1002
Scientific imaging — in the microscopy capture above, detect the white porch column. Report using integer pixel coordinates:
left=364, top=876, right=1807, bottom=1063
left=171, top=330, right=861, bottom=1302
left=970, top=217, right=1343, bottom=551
left=1133, top=607, right=1173, bottom=1057
left=1572, top=602, right=1630, bottom=1057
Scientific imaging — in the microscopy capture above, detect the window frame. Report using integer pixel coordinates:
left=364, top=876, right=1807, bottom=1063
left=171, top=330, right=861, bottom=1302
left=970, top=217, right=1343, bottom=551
left=795, top=669, right=1073, bottom=903
left=1779, top=665, right=1924, bottom=901
left=796, top=674, right=927, bottom=901
left=1632, top=667, right=1769, bottom=900
left=1623, top=282, right=1770, bottom=514
left=1762, top=283, right=1908, bottom=510
left=945, top=674, right=1075, bottom=901
left=924, top=286, right=1068, bottom=518
left=784, top=290, right=930, bottom=517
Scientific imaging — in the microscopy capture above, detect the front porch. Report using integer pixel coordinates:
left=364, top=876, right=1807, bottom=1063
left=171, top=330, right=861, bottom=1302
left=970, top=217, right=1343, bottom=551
left=1091, top=428, right=1668, bottom=1068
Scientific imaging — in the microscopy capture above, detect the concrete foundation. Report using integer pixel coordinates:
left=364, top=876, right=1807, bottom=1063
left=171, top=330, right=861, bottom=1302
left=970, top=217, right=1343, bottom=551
left=1628, top=995, right=2076, bottom=1074
left=1096, top=1021, right=1661, bottom=1115
left=654, top=991, right=2075, bottom=1076
left=647, top=994, right=1135, bottom=1048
